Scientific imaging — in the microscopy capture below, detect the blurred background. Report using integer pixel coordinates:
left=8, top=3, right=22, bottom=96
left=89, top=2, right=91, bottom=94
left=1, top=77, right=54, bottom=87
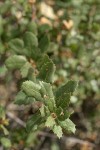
left=0, top=0, right=100, bottom=150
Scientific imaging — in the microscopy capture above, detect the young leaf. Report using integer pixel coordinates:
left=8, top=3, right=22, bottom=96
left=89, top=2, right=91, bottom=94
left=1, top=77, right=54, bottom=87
left=38, top=55, right=56, bottom=83
left=27, top=21, right=38, bottom=35
left=47, top=42, right=58, bottom=53
left=21, top=81, right=43, bottom=101
left=5, top=55, right=27, bottom=70
left=55, top=107, right=70, bottom=121
left=39, top=104, right=45, bottom=117
left=26, top=112, right=42, bottom=132
left=45, top=116, right=55, bottom=127
left=14, top=91, right=27, bottom=104
left=25, top=97, right=36, bottom=104
left=39, top=24, right=52, bottom=33
left=20, top=62, right=32, bottom=78
left=40, top=81, right=55, bottom=112
left=58, top=118, right=76, bottom=133
left=31, top=47, right=42, bottom=61
left=37, top=54, right=50, bottom=68
left=8, top=38, right=24, bottom=54
left=24, top=32, right=38, bottom=49
left=14, top=91, right=35, bottom=105
left=53, top=125, right=63, bottom=139
left=39, top=34, right=50, bottom=53
left=22, top=32, right=41, bottom=59
left=55, top=80, right=78, bottom=99
left=56, top=93, right=71, bottom=108
left=41, top=82, right=54, bottom=100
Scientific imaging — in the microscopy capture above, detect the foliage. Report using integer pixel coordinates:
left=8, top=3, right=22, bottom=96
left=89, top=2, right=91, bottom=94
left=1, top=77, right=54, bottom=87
left=4, top=31, right=77, bottom=138
left=0, top=0, right=100, bottom=149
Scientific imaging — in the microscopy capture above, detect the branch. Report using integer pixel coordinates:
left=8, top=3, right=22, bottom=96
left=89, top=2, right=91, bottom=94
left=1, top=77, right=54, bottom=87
left=6, top=112, right=96, bottom=149
left=7, top=112, right=26, bottom=127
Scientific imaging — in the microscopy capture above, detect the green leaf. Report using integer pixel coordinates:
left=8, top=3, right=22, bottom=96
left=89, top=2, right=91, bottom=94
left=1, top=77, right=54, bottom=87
left=23, top=32, right=40, bottom=59
left=39, top=104, right=45, bottom=117
left=31, top=47, right=42, bottom=61
left=55, top=80, right=78, bottom=99
left=38, top=55, right=56, bottom=83
left=27, top=68, right=36, bottom=82
left=24, top=32, right=38, bottom=49
left=53, top=125, right=63, bottom=138
left=58, top=118, right=76, bottom=133
left=20, top=62, right=32, bottom=78
left=25, top=97, right=36, bottom=104
left=0, top=137, right=11, bottom=148
left=55, top=107, right=70, bottom=121
left=39, top=103, right=50, bottom=117
left=40, top=82, right=54, bottom=100
left=45, top=116, right=55, bottom=127
left=22, top=81, right=43, bottom=101
left=27, top=21, right=38, bottom=35
left=8, top=38, right=24, bottom=54
left=39, top=34, right=50, bottom=53
left=14, top=91, right=35, bottom=105
left=37, top=54, right=50, bottom=68
left=47, top=42, right=58, bottom=53
left=26, top=112, right=42, bottom=132
left=14, top=91, right=26, bottom=104
left=40, top=81, right=55, bottom=112
left=56, top=1, right=68, bottom=8
left=5, top=55, right=27, bottom=70
left=55, top=80, right=78, bottom=109
left=39, top=24, right=52, bottom=33
left=56, top=93, right=71, bottom=108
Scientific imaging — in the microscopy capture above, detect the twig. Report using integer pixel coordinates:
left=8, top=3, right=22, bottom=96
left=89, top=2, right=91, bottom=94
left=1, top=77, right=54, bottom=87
left=39, top=131, right=56, bottom=139
left=63, top=136, right=96, bottom=148
left=7, top=112, right=26, bottom=127
left=38, top=132, right=96, bottom=148
left=6, top=112, right=96, bottom=148
left=7, top=103, right=30, bottom=111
